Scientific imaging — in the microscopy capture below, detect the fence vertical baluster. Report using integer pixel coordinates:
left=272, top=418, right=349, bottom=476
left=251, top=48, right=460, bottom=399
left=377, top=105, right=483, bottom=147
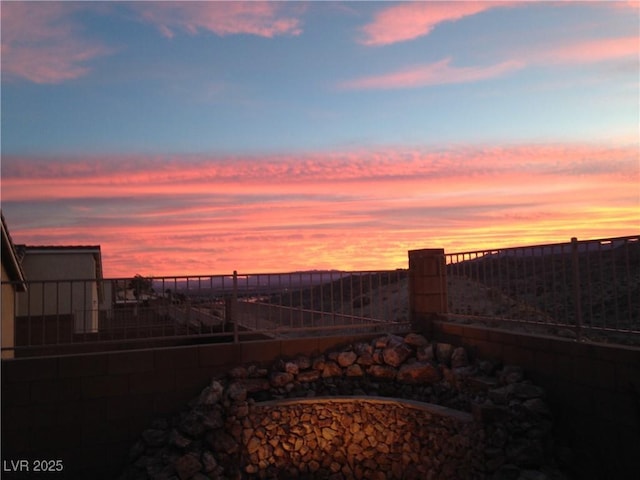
left=309, top=272, right=316, bottom=327
left=85, top=280, right=90, bottom=338
left=511, top=249, right=517, bottom=305
left=298, top=272, right=303, bottom=329
left=571, top=237, right=583, bottom=341
left=514, top=249, right=520, bottom=303
left=69, top=280, right=74, bottom=343
left=597, top=242, right=606, bottom=330
left=161, top=277, right=165, bottom=336
left=462, top=253, right=467, bottom=280
left=524, top=247, right=529, bottom=303
left=318, top=271, right=322, bottom=329
left=330, top=270, right=335, bottom=327
left=173, top=277, right=178, bottom=336
left=355, top=272, right=360, bottom=326
left=540, top=248, right=547, bottom=321
left=55, top=280, right=60, bottom=345
left=232, top=271, right=238, bottom=343
left=550, top=245, right=557, bottom=322
left=531, top=247, right=539, bottom=322
left=267, top=274, right=272, bottom=330
left=584, top=243, right=593, bottom=329
left=207, top=276, right=212, bottom=335
left=79, top=280, right=83, bottom=339
left=276, top=273, right=282, bottom=329
left=557, top=244, right=564, bottom=323
left=377, top=271, right=382, bottom=324
left=348, top=273, right=353, bottom=324
left=523, top=247, right=528, bottom=302
left=611, top=241, right=620, bottom=330
left=197, top=276, right=202, bottom=335
left=26, top=282, right=31, bottom=347
left=379, top=271, right=383, bottom=325
left=41, top=280, right=47, bottom=346
left=396, top=269, right=400, bottom=324
left=624, top=239, right=633, bottom=328
left=482, top=251, right=487, bottom=290
left=340, top=271, right=344, bottom=326
left=394, top=270, right=402, bottom=322
left=288, top=273, right=293, bottom=329
left=39, top=281, right=46, bottom=346
left=505, top=250, right=512, bottom=311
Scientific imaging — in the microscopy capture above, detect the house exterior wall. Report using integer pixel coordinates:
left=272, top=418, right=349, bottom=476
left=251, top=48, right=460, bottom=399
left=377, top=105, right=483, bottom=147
left=1, top=263, right=16, bottom=359
left=17, top=253, right=99, bottom=333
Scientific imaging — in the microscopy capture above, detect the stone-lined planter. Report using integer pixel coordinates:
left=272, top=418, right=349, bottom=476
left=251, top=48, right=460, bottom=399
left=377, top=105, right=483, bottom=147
left=240, top=397, right=483, bottom=479
left=120, top=333, right=565, bottom=480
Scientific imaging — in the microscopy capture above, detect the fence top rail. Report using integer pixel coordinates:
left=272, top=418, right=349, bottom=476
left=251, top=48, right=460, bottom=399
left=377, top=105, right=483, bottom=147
left=446, top=234, right=639, bottom=258
left=1, top=268, right=407, bottom=287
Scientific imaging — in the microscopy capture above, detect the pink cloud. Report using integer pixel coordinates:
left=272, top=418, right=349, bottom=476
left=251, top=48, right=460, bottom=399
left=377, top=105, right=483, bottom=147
left=0, top=2, right=112, bottom=83
left=3, top=143, right=637, bottom=277
left=358, top=1, right=637, bottom=47
left=134, top=2, right=303, bottom=39
left=359, top=1, right=508, bottom=46
left=533, top=36, right=639, bottom=65
left=610, top=1, right=640, bottom=10
left=2, top=143, right=636, bottom=200
left=339, top=57, right=523, bottom=90
left=340, top=33, right=638, bottom=90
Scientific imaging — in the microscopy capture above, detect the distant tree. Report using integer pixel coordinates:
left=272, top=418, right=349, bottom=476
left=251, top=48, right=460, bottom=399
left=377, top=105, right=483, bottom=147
left=129, top=274, right=154, bottom=300
left=129, top=275, right=154, bottom=315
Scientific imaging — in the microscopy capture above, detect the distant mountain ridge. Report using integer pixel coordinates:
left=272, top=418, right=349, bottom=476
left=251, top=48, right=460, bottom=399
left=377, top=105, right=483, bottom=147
left=151, top=270, right=378, bottom=296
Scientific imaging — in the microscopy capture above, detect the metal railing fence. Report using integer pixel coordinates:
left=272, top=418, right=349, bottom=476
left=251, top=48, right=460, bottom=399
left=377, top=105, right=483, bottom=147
left=445, top=235, right=640, bottom=341
left=4, top=234, right=637, bottom=356
left=1, top=269, right=409, bottom=355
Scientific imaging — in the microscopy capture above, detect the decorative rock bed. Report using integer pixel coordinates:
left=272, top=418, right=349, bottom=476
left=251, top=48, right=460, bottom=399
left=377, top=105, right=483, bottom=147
left=120, top=333, right=566, bottom=480
left=240, top=397, right=483, bottom=480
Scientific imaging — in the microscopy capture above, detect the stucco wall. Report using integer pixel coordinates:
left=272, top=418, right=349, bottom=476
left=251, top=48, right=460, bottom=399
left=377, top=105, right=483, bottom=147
left=430, top=320, right=640, bottom=480
left=0, top=334, right=379, bottom=479
left=17, top=253, right=99, bottom=333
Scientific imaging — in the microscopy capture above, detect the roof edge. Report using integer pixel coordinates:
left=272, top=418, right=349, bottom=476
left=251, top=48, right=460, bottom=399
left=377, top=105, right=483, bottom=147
left=1, top=212, right=27, bottom=290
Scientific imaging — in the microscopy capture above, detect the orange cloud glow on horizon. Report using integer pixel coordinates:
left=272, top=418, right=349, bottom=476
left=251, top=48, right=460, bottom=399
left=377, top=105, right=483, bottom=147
left=2, top=143, right=638, bottom=278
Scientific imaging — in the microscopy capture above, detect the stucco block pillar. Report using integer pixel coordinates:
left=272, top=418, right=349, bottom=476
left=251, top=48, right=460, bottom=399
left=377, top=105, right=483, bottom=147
left=408, top=248, right=448, bottom=335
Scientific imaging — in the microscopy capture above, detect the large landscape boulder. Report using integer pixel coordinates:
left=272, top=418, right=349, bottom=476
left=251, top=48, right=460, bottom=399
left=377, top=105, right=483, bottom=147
left=382, top=342, right=412, bottom=367
left=396, top=362, right=441, bottom=384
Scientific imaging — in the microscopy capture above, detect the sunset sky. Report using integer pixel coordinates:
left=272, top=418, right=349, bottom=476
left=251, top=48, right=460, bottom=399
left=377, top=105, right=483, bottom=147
left=1, top=1, right=638, bottom=278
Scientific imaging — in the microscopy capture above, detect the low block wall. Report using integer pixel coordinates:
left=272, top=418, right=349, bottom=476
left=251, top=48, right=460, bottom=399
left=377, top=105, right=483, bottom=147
left=240, top=397, right=483, bottom=479
left=430, top=320, right=640, bottom=480
left=122, top=332, right=557, bottom=480
left=0, top=333, right=381, bottom=479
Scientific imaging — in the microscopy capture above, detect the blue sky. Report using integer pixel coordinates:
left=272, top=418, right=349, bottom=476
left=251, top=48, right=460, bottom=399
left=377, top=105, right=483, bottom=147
left=2, top=1, right=637, bottom=154
left=1, top=1, right=638, bottom=276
